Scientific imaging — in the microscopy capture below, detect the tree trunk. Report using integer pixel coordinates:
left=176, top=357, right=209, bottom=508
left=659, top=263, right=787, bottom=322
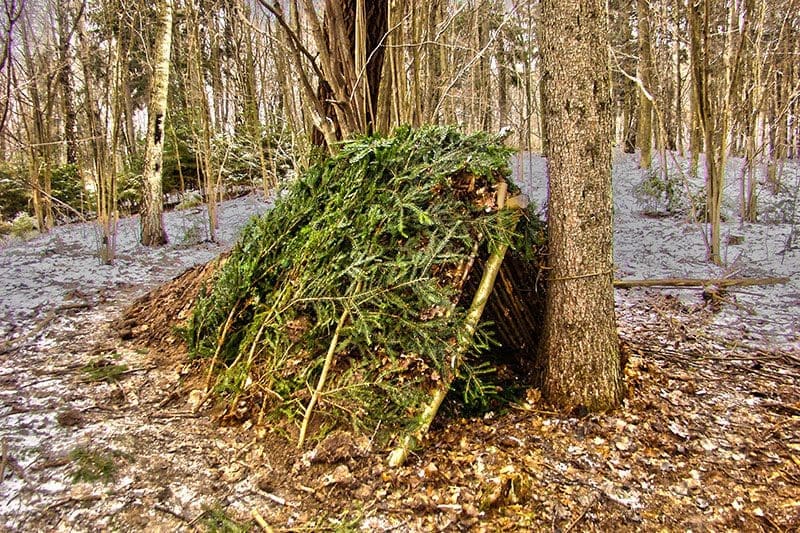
left=140, top=0, right=173, bottom=247
left=674, top=0, right=684, bottom=156
left=20, top=20, right=54, bottom=232
left=538, top=0, right=624, bottom=412
left=185, top=0, right=216, bottom=243
left=77, top=2, right=117, bottom=263
left=56, top=1, right=78, bottom=166
left=636, top=0, right=654, bottom=169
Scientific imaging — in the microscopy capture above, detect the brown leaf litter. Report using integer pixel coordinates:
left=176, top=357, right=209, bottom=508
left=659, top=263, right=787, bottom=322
left=1, top=265, right=798, bottom=531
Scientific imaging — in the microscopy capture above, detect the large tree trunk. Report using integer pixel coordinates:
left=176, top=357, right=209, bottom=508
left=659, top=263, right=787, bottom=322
left=306, top=0, right=388, bottom=146
left=140, top=0, right=173, bottom=246
left=538, top=0, right=624, bottom=412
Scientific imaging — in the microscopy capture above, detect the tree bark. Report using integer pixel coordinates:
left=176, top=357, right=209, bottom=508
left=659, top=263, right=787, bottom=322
left=185, top=0, right=216, bottom=243
left=140, top=0, right=172, bottom=246
left=20, top=18, right=54, bottom=232
left=77, top=4, right=117, bottom=263
left=56, top=0, right=78, bottom=166
left=539, top=0, right=624, bottom=412
left=636, top=0, right=654, bottom=169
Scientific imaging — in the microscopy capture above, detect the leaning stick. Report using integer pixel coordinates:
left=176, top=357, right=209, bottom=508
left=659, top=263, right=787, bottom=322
left=251, top=509, right=274, bottom=532
left=388, top=183, right=515, bottom=467
left=297, top=305, right=350, bottom=448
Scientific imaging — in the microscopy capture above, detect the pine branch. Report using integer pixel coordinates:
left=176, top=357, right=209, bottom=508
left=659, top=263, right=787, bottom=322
left=388, top=182, right=514, bottom=467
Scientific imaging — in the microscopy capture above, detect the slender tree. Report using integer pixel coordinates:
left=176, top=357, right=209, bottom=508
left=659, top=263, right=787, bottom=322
left=77, top=0, right=118, bottom=262
left=140, top=0, right=172, bottom=246
left=19, top=12, right=55, bottom=231
left=538, top=0, right=624, bottom=412
left=636, top=0, right=654, bottom=168
left=687, top=0, right=742, bottom=265
left=0, top=0, right=23, bottom=138
left=55, top=0, right=78, bottom=166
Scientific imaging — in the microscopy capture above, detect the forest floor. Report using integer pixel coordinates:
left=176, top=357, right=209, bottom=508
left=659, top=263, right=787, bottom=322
left=0, top=152, right=798, bottom=532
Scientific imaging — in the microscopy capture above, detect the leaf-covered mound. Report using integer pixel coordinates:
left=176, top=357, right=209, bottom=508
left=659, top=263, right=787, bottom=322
left=187, top=125, right=543, bottom=442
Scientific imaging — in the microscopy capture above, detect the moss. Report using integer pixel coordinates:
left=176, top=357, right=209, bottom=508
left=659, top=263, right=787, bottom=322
left=198, top=505, right=252, bottom=533
left=69, top=447, right=120, bottom=484
left=81, top=358, right=128, bottom=383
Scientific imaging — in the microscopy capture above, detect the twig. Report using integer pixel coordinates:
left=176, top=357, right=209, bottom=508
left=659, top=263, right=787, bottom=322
left=118, top=365, right=158, bottom=377
left=148, top=411, right=200, bottom=419
left=263, top=492, right=292, bottom=506
left=156, top=390, right=181, bottom=408
left=0, top=439, right=7, bottom=485
left=56, top=302, right=93, bottom=312
left=298, top=305, right=351, bottom=448
left=204, top=302, right=240, bottom=391
left=154, top=503, right=192, bottom=524
left=564, top=494, right=597, bottom=533
left=196, top=300, right=241, bottom=412
left=251, top=509, right=274, bottom=532
left=0, top=309, right=56, bottom=355
left=44, top=494, right=102, bottom=512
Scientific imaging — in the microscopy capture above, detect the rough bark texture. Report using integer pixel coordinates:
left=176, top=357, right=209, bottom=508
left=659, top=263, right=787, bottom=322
left=56, top=2, right=78, bottom=166
left=140, top=0, right=173, bottom=247
left=310, top=0, right=388, bottom=146
left=687, top=0, right=730, bottom=266
left=538, top=0, right=624, bottom=412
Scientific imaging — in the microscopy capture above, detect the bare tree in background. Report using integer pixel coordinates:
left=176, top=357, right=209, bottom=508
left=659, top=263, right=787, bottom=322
left=0, top=0, right=23, bottom=139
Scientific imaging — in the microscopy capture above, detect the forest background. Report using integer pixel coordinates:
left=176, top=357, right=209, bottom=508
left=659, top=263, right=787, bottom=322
left=0, top=0, right=798, bottom=260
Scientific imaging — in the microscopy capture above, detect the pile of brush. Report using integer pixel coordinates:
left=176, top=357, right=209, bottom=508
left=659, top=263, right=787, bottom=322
left=186, top=126, right=545, bottom=463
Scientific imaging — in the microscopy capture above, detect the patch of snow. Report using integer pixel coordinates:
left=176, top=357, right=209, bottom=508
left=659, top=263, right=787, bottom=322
left=0, top=193, right=272, bottom=335
left=0, top=154, right=797, bottom=529
left=512, top=151, right=799, bottom=352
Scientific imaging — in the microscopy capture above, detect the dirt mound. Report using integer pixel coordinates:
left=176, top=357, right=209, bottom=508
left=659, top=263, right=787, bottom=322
left=114, top=255, right=226, bottom=358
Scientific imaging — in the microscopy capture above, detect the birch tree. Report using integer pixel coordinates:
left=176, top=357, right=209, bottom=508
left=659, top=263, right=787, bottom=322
left=140, top=0, right=172, bottom=246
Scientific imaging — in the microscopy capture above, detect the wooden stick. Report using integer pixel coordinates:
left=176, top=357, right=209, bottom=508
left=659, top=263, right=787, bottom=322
left=251, top=509, right=274, bottom=532
left=613, top=276, right=790, bottom=289
left=297, top=306, right=350, bottom=448
left=203, top=301, right=241, bottom=392
left=388, top=183, right=514, bottom=468
left=0, top=440, right=7, bottom=486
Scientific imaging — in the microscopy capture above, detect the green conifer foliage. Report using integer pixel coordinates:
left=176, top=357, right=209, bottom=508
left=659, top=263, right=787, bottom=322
left=187, top=126, right=539, bottom=441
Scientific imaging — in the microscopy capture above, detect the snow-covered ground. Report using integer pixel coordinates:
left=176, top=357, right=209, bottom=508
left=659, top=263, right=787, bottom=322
left=512, top=151, right=799, bottom=352
left=1, top=152, right=796, bottom=350
left=0, top=193, right=273, bottom=340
